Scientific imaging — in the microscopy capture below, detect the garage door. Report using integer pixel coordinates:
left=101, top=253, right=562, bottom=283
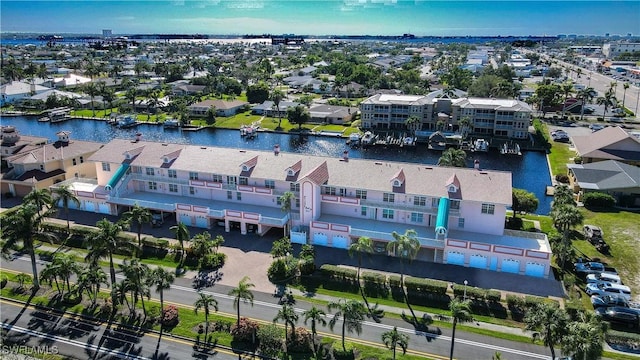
left=332, top=236, right=349, bottom=249
left=84, top=201, right=95, bottom=212
left=313, top=233, right=328, bottom=246
left=446, top=251, right=465, bottom=266
left=97, top=203, right=111, bottom=214
left=501, top=259, right=520, bottom=274
left=525, top=262, right=546, bottom=278
left=195, top=217, right=208, bottom=228
left=469, top=254, right=488, bottom=269
left=290, top=232, right=307, bottom=244
left=57, top=199, right=80, bottom=210
left=179, top=214, right=191, bottom=225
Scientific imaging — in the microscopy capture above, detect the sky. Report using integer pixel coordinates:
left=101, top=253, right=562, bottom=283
left=1, top=1, right=639, bottom=37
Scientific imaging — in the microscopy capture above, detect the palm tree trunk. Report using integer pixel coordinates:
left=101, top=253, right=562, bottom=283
left=205, top=313, right=209, bottom=345
left=140, top=293, right=147, bottom=318
left=108, top=255, right=116, bottom=288
left=160, top=291, right=164, bottom=314
left=341, top=318, right=346, bottom=352
left=65, top=208, right=71, bottom=230
left=401, top=264, right=419, bottom=324
left=449, top=319, right=457, bottom=360
left=237, top=304, right=241, bottom=326
left=393, top=346, right=397, bottom=360
left=29, top=248, right=40, bottom=289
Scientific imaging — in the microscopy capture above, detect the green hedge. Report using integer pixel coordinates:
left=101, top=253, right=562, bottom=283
left=405, top=276, right=448, bottom=295
left=486, top=290, right=502, bottom=302
left=582, top=192, right=616, bottom=208
left=606, top=330, right=640, bottom=349
left=318, top=264, right=357, bottom=280
left=452, top=284, right=486, bottom=300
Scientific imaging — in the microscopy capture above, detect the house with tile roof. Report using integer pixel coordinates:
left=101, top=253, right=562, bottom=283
left=54, top=138, right=552, bottom=278
left=567, top=160, right=640, bottom=207
left=571, top=126, right=640, bottom=166
left=189, top=99, right=249, bottom=117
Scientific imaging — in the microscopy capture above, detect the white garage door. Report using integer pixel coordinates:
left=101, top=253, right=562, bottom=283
left=446, top=251, right=465, bottom=266
left=525, top=262, right=546, bottom=278
left=179, top=214, right=191, bottom=225
left=332, top=236, right=349, bottom=249
left=469, top=254, right=488, bottom=269
left=501, top=259, right=520, bottom=274
left=290, top=232, right=307, bottom=244
left=313, top=233, right=328, bottom=246
left=84, top=201, right=95, bottom=212
left=97, top=203, right=110, bottom=214
left=195, top=217, right=208, bottom=228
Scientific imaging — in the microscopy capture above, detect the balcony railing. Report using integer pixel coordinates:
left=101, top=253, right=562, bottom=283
left=106, top=196, right=175, bottom=212
left=261, top=215, right=288, bottom=226
left=359, top=199, right=440, bottom=214
left=350, top=228, right=445, bottom=249
left=209, top=209, right=225, bottom=218
left=130, top=173, right=190, bottom=185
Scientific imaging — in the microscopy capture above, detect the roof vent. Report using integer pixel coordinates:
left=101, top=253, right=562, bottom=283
left=479, top=171, right=488, bottom=174
left=374, top=162, right=383, bottom=165
left=425, top=167, right=433, bottom=170
left=239, top=150, right=246, bottom=153
left=162, top=143, right=168, bottom=146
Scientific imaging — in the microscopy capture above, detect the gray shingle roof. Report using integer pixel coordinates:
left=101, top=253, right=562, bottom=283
left=568, top=160, right=640, bottom=190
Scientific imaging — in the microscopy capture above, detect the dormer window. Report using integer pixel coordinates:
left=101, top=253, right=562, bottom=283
left=393, top=179, right=402, bottom=187
left=287, top=169, right=295, bottom=176
left=163, top=156, right=170, bottom=163
left=242, top=165, right=250, bottom=172
left=124, top=152, right=131, bottom=160
left=448, top=185, right=457, bottom=193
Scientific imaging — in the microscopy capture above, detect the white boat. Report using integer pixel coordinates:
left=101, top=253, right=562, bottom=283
left=117, top=115, right=137, bottom=128
left=163, top=118, right=180, bottom=128
left=472, top=139, right=489, bottom=152
left=38, top=116, right=50, bottom=122
left=347, top=133, right=361, bottom=147
left=501, top=143, right=522, bottom=156
left=240, top=124, right=259, bottom=139
left=361, top=131, right=375, bottom=146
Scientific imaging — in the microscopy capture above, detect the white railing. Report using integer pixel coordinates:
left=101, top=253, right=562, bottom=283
left=209, top=209, right=225, bottom=218
left=350, top=228, right=445, bottom=249
left=130, top=173, right=190, bottom=185
left=261, top=215, right=288, bottom=226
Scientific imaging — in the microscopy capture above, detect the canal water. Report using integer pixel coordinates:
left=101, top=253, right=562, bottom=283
left=1, top=116, right=553, bottom=214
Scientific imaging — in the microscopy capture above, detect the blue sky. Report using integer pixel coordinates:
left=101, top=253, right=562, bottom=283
left=1, top=1, right=639, bottom=36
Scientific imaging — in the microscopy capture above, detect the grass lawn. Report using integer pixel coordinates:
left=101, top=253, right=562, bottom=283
left=213, top=111, right=263, bottom=128
left=535, top=121, right=576, bottom=178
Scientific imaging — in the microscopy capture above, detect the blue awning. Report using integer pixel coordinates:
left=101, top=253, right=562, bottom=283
left=105, top=163, right=129, bottom=191
left=435, top=197, right=450, bottom=232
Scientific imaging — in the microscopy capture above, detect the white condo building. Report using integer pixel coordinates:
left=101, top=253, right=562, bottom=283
left=51, top=139, right=551, bottom=278
left=360, top=91, right=532, bottom=139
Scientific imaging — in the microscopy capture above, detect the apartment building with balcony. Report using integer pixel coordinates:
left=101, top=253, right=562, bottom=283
left=54, top=138, right=551, bottom=278
left=360, top=91, right=532, bottom=140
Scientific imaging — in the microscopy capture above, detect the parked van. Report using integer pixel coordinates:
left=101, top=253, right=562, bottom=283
left=587, top=272, right=622, bottom=285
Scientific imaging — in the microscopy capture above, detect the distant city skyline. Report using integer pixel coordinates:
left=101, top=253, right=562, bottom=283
left=1, top=1, right=639, bottom=37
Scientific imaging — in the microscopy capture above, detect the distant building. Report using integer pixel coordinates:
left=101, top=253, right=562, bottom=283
left=102, top=29, right=112, bottom=38
left=602, top=43, right=640, bottom=58
left=0, top=81, right=50, bottom=106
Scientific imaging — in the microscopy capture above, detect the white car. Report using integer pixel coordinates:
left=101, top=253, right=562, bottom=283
left=586, top=272, right=622, bottom=285
left=586, top=282, right=632, bottom=301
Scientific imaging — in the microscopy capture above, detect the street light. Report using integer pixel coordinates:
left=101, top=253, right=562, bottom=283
left=463, top=280, right=468, bottom=301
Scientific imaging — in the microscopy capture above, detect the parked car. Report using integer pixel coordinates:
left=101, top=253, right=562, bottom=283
left=589, top=123, right=604, bottom=131
left=575, top=261, right=605, bottom=275
left=586, top=272, right=622, bottom=285
left=595, top=307, right=640, bottom=328
left=586, top=282, right=632, bottom=301
left=583, top=224, right=603, bottom=240
left=151, top=211, right=171, bottom=227
left=591, top=294, right=629, bottom=309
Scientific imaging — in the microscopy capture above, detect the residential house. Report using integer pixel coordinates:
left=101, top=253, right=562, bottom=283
left=309, top=105, right=357, bottom=124
left=0, top=126, right=47, bottom=160
left=189, top=99, right=249, bottom=117
left=571, top=126, right=640, bottom=166
left=252, top=100, right=300, bottom=117
left=567, top=160, right=640, bottom=207
left=0, top=81, right=50, bottom=106
left=58, top=139, right=551, bottom=278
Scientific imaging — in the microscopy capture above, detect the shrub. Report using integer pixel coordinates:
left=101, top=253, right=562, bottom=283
left=555, top=174, right=570, bottom=183
left=161, top=305, right=180, bottom=328
left=362, top=271, right=388, bottom=298
left=582, top=192, right=616, bottom=208
left=199, top=253, right=226, bottom=270
left=506, top=294, right=524, bottom=308
left=332, top=342, right=355, bottom=360
left=573, top=155, right=582, bottom=164
left=405, top=277, right=448, bottom=295
left=523, top=295, right=546, bottom=308
left=319, top=264, right=357, bottom=280
left=486, top=290, right=502, bottom=302
left=211, top=319, right=234, bottom=332
left=287, top=327, right=312, bottom=353
left=231, top=317, right=260, bottom=343
left=298, top=257, right=316, bottom=276
left=452, top=284, right=486, bottom=300
left=267, top=257, right=297, bottom=283
left=98, top=298, right=113, bottom=318
left=256, top=323, right=283, bottom=358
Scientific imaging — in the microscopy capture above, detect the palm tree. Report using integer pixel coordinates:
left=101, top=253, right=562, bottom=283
left=229, top=276, right=255, bottom=326
left=577, top=87, right=595, bottom=121
left=327, top=299, right=368, bottom=352
left=404, top=115, right=421, bottom=137
left=382, top=327, right=409, bottom=360
left=287, top=104, right=310, bottom=131
left=120, top=258, right=151, bottom=318
left=190, top=231, right=213, bottom=259
left=303, top=306, right=327, bottom=353
left=552, top=185, right=576, bottom=209
left=279, top=191, right=294, bottom=237
left=386, top=229, right=421, bottom=324
left=170, top=222, right=190, bottom=266
left=559, top=82, right=574, bottom=118
left=458, top=116, right=472, bottom=139
left=348, top=236, right=373, bottom=308
left=437, top=148, right=467, bottom=167
left=86, top=219, right=131, bottom=296
left=194, top=292, right=218, bottom=345
left=448, top=298, right=474, bottom=360
left=271, top=89, right=285, bottom=129
left=123, top=204, right=152, bottom=249
left=84, top=82, right=99, bottom=117
left=77, top=264, right=108, bottom=308
left=51, top=185, right=80, bottom=230
left=273, top=303, right=299, bottom=346
left=24, top=188, right=52, bottom=218
left=149, top=266, right=175, bottom=317
left=596, top=92, right=615, bottom=119
left=524, top=303, right=569, bottom=360
left=621, top=82, right=630, bottom=111
left=550, top=203, right=584, bottom=241
left=562, top=311, right=607, bottom=360
left=48, top=252, right=80, bottom=295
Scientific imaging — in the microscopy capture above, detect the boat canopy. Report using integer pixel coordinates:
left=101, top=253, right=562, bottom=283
left=435, top=197, right=450, bottom=237
left=105, top=163, right=130, bottom=191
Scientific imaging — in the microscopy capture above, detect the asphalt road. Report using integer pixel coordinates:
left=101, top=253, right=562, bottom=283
left=1, top=254, right=556, bottom=360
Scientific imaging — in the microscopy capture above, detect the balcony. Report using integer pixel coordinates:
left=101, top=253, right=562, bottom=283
left=130, top=173, right=190, bottom=185
left=106, top=196, right=176, bottom=212
left=348, top=227, right=444, bottom=249
left=359, top=199, right=440, bottom=214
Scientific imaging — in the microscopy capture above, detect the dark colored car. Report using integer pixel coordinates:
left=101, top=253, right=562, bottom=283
left=591, top=294, right=629, bottom=309
left=595, top=307, right=640, bottom=328
left=575, top=261, right=605, bottom=275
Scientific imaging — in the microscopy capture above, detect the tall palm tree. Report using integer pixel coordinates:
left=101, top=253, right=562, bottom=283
left=562, top=311, right=607, bottom=360
left=621, top=82, right=630, bottom=111
left=24, top=188, right=52, bottom=218
left=229, top=276, right=255, bottom=326
left=170, top=222, right=190, bottom=266
left=524, top=303, right=569, bottom=360
left=552, top=185, right=576, bottom=210
left=49, top=252, right=80, bottom=295
left=560, top=82, right=574, bottom=118
left=382, top=327, right=409, bottom=360
left=550, top=203, right=584, bottom=241
left=437, top=148, right=467, bottom=168
left=149, top=266, right=174, bottom=317
left=271, top=88, right=285, bottom=129
left=448, top=298, right=474, bottom=360
left=348, top=236, right=373, bottom=307
left=190, top=231, right=213, bottom=260
left=77, top=264, right=108, bottom=307
left=51, top=185, right=80, bottom=230
left=596, top=93, right=615, bottom=119
left=279, top=191, right=294, bottom=237
left=84, top=82, right=99, bottom=117
left=577, top=87, right=595, bottom=121
left=386, top=229, right=421, bottom=324
left=86, top=219, right=131, bottom=297
left=303, top=306, right=327, bottom=353
left=273, top=303, right=299, bottom=346
left=120, top=258, right=151, bottom=318
left=404, top=115, right=421, bottom=138
left=194, top=292, right=218, bottom=345
left=123, top=204, right=152, bottom=249
left=327, top=299, right=368, bottom=352
left=458, top=116, right=472, bottom=139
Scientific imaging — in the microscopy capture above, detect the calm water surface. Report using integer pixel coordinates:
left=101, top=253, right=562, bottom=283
left=1, top=116, right=553, bottom=214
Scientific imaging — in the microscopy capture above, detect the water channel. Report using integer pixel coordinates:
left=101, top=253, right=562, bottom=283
left=1, top=116, right=553, bottom=214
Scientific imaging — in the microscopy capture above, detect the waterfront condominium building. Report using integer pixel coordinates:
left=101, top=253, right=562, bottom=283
left=360, top=91, right=532, bottom=139
left=52, top=138, right=551, bottom=278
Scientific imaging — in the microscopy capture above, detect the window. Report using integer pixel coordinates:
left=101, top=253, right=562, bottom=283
left=432, top=198, right=439, bottom=208
left=227, top=190, right=232, bottom=199
left=169, top=184, right=178, bottom=193
left=236, top=192, right=242, bottom=200
left=102, top=162, right=111, bottom=171
left=72, top=158, right=77, bottom=166
left=450, top=200, right=460, bottom=209
left=383, top=193, right=395, bottom=203
left=146, top=167, right=154, bottom=176
left=148, top=181, right=157, bottom=190
left=265, top=180, right=275, bottom=189
left=168, top=169, right=177, bottom=178
left=323, top=186, right=336, bottom=195
left=356, top=189, right=367, bottom=199
left=189, top=172, right=198, bottom=180
left=410, top=212, right=423, bottom=223
left=40, top=164, right=44, bottom=171
left=295, top=199, right=300, bottom=208
left=458, top=218, right=465, bottom=228
left=382, top=209, right=394, bottom=219
left=189, top=186, right=195, bottom=195
left=361, top=206, right=367, bottom=216
left=239, top=177, right=248, bottom=185
left=290, top=183, right=300, bottom=192
left=339, top=188, right=347, bottom=197
left=79, top=156, right=84, bottom=163
left=481, top=203, right=495, bottom=215
left=227, top=176, right=237, bottom=185
left=414, top=196, right=426, bottom=206
left=212, top=174, right=223, bottom=183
